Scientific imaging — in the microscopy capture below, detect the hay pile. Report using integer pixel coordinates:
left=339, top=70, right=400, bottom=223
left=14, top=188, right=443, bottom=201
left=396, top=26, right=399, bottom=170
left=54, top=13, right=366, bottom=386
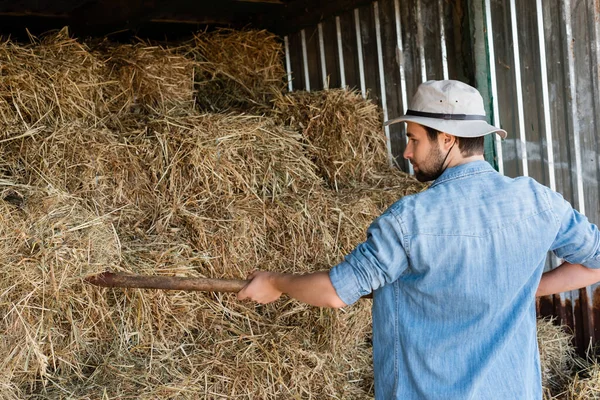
left=192, top=29, right=286, bottom=113
left=538, top=318, right=600, bottom=399
left=0, top=28, right=426, bottom=399
left=273, top=90, right=389, bottom=190
left=1, top=27, right=593, bottom=400
left=568, top=362, right=600, bottom=399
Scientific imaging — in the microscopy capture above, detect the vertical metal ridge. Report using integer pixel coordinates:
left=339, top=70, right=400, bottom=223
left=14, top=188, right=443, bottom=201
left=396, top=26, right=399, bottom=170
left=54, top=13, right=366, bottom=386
left=416, top=0, right=427, bottom=82
left=561, top=0, right=585, bottom=214
left=318, top=23, right=328, bottom=90
left=437, top=0, right=449, bottom=80
left=374, top=1, right=393, bottom=167
left=300, top=29, right=311, bottom=92
left=591, top=0, right=600, bottom=338
left=354, top=8, right=367, bottom=98
left=484, top=0, right=504, bottom=175
left=284, top=36, right=293, bottom=92
left=535, top=0, right=555, bottom=191
left=509, top=0, right=528, bottom=177
left=394, top=0, right=412, bottom=174
left=336, top=16, right=347, bottom=88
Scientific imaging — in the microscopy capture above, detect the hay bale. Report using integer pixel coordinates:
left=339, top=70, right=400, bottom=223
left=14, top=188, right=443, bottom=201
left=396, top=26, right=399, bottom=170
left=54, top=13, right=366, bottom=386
left=273, top=89, right=388, bottom=190
left=0, top=185, right=120, bottom=398
left=192, top=29, right=286, bottom=113
left=0, top=114, right=321, bottom=238
left=0, top=28, right=108, bottom=133
left=0, top=166, right=419, bottom=399
left=0, top=188, right=380, bottom=399
left=94, top=41, right=196, bottom=119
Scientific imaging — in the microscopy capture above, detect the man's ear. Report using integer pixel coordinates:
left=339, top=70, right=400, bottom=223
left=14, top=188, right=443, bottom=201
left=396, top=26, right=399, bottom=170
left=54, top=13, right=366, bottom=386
left=440, top=132, right=456, bottom=149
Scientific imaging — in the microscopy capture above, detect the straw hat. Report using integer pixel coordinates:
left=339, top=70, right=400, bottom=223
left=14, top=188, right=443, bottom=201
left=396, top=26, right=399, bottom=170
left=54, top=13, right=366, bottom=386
left=385, top=80, right=507, bottom=139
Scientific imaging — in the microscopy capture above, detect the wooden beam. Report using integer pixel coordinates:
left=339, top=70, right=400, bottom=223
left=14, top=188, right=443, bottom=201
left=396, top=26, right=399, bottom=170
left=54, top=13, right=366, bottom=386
left=66, top=0, right=283, bottom=36
left=261, top=0, right=376, bottom=35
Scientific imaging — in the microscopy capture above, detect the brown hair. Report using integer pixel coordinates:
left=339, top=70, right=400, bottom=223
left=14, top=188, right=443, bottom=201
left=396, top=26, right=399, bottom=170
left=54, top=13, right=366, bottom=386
left=423, top=126, right=484, bottom=157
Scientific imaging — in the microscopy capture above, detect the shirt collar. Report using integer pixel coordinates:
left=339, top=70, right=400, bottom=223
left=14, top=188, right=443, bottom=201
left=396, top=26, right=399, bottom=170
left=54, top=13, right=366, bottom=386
left=430, top=160, right=495, bottom=188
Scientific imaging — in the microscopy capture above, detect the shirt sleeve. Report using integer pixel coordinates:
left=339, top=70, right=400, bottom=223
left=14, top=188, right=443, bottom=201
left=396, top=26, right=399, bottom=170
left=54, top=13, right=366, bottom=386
left=329, top=209, right=409, bottom=305
left=549, top=190, right=600, bottom=269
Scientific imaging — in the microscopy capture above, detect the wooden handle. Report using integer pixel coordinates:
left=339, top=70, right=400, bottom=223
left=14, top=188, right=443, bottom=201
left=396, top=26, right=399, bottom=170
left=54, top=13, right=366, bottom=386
left=85, top=271, right=248, bottom=292
left=85, top=271, right=373, bottom=299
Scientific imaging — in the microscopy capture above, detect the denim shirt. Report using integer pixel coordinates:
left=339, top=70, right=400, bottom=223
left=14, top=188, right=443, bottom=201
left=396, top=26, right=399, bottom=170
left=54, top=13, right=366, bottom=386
left=329, top=160, right=600, bottom=399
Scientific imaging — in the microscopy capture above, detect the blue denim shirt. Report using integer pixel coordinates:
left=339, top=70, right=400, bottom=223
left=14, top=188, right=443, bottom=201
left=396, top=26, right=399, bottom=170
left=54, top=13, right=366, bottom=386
left=330, top=160, right=600, bottom=399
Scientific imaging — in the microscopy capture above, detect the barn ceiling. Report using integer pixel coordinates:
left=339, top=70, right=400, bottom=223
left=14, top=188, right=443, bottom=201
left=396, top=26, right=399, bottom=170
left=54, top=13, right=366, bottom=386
left=0, top=0, right=374, bottom=40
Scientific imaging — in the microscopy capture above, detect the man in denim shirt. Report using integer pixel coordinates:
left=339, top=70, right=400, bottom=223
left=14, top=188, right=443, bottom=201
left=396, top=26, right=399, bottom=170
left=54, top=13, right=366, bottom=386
left=238, top=80, right=600, bottom=399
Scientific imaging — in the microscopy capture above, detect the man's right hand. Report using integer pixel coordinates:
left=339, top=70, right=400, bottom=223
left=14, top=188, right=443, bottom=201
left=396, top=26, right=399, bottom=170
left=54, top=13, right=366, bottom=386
left=237, top=270, right=347, bottom=308
left=237, top=271, right=284, bottom=304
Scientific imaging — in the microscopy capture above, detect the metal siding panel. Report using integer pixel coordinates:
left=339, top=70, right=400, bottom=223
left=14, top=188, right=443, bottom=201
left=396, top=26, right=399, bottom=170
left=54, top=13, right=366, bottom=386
left=543, top=0, right=574, bottom=206
left=379, top=0, right=409, bottom=168
left=374, top=1, right=394, bottom=166
left=485, top=0, right=600, bottom=354
left=358, top=3, right=382, bottom=102
left=572, top=0, right=600, bottom=347
left=420, top=0, right=445, bottom=80
left=322, top=18, right=342, bottom=89
left=489, top=0, right=518, bottom=178
left=483, top=0, right=504, bottom=174
left=318, top=23, right=329, bottom=89
left=304, top=27, right=322, bottom=91
left=288, top=31, right=307, bottom=91
left=515, top=1, right=546, bottom=185
left=336, top=16, right=348, bottom=88
left=400, top=0, right=426, bottom=97
left=284, top=36, right=293, bottom=91
left=339, top=11, right=361, bottom=91
left=588, top=0, right=600, bottom=345
left=441, top=0, right=461, bottom=80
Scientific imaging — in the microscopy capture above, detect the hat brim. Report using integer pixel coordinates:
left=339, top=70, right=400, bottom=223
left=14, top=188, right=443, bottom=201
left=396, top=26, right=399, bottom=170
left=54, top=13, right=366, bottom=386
left=384, top=115, right=507, bottom=139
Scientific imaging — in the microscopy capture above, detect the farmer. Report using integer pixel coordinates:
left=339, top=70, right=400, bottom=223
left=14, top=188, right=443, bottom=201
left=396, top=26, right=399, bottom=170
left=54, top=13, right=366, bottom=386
left=237, top=80, right=600, bottom=399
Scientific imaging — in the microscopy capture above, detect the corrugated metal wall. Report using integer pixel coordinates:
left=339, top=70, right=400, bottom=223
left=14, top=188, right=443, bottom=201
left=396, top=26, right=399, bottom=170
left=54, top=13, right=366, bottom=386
left=481, top=0, right=600, bottom=353
left=284, top=0, right=600, bottom=354
left=283, top=0, right=474, bottom=172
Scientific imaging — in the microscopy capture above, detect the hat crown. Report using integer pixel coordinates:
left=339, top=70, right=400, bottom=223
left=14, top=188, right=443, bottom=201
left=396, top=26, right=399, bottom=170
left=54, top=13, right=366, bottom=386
left=410, top=80, right=486, bottom=116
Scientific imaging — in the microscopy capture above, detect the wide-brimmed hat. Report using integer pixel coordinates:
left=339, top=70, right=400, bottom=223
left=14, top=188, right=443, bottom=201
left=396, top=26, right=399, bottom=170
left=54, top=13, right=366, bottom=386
left=385, top=80, right=507, bottom=139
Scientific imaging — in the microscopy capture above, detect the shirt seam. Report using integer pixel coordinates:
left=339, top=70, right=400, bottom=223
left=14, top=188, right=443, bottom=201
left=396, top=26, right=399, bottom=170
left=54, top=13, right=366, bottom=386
left=404, top=208, right=553, bottom=239
left=543, top=187, right=561, bottom=226
left=430, top=168, right=495, bottom=188
left=389, top=209, right=411, bottom=259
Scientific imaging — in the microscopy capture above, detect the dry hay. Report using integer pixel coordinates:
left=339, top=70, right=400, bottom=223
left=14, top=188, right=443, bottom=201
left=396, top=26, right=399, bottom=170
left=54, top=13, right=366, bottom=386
left=0, top=26, right=427, bottom=399
left=192, top=29, right=286, bottom=113
left=93, top=40, right=196, bottom=120
left=0, top=184, right=391, bottom=399
left=0, top=114, right=322, bottom=235
left=0, top=28, right=200, bottom=138
left=0, top=184, right=120, bottom=399
left=568, top=360, right=600, bottom=399
left=538, top=317, right=577, bottom=398
left=273, top=89, right=388, bottom=190
left=0, top=28, right=107, bottom=133
left=0, top=114, right=420, bottom=398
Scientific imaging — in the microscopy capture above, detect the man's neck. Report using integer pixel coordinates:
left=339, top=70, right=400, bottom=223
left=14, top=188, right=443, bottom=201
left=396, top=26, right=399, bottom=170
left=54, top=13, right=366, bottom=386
left=446, top=155, right=485, bottom=169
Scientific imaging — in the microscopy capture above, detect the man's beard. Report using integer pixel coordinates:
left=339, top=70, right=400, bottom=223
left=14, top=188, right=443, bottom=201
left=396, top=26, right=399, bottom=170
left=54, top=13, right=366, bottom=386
left=413, top=145, right=447, bottom=182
